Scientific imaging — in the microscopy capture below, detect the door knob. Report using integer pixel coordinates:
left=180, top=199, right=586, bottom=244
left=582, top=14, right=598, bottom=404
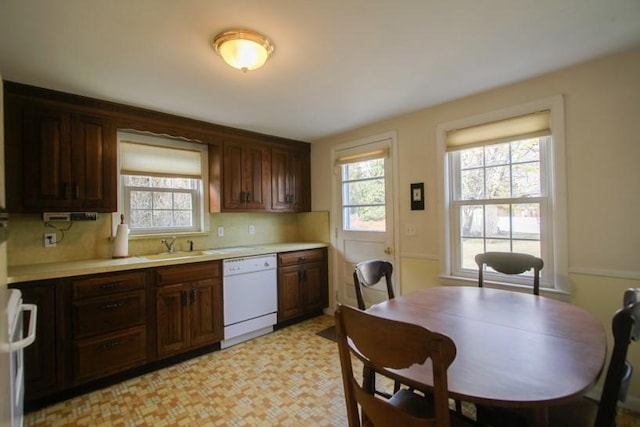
left=384, top=247, right=392, bottom=255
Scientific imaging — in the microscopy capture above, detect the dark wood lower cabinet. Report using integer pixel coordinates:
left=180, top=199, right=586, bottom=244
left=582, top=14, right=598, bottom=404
left=11, top=250, right=324, bottom=408
left=277, top=248, right=328, bottom=323
left=155, top=261, right=223, bottom=359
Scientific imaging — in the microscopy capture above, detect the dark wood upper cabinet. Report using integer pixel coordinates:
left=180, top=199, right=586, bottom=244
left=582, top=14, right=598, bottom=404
left=5, top=96, right=116, bottom=212
left=222, top=139, right=271, bottom=211
left=3, top=81, right=311, bottom=214
left=271, top=146, right=310, bottom=212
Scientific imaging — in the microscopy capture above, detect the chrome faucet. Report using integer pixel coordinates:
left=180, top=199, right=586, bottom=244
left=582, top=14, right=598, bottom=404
left=161, top=236, right=176, bottom=253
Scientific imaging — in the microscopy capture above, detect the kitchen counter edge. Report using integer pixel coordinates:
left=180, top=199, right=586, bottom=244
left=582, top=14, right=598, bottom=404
left=8, top=243, right=329, bottom=284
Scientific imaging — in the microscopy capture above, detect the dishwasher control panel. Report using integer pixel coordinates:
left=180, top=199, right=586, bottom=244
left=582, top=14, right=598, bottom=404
left=223, top=254, right=277, bottom=276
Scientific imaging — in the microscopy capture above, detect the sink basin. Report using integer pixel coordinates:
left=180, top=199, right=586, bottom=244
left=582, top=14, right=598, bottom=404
left=139, top=251, right=210, bottom=260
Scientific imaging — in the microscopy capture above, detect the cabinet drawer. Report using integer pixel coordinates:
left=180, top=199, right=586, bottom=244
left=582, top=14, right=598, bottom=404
left=278, top=249, right=325, bottom=267
left=72, top=271, right=145, bottom=299
left=73, top=326, right=146, bottom=384
left=156, top=261, right=221, bottom=286
left=72, top=290, right=146, bottom=338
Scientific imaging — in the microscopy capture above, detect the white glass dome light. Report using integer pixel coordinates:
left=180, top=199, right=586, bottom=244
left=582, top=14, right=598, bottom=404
left=213, top=29, right=274, bottom=73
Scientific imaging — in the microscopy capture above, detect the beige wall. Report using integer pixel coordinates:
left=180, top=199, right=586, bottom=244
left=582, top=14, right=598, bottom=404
left=311, top=47, right=640, bottom=406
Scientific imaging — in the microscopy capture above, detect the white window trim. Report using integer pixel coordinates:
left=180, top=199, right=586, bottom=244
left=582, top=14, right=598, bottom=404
left=436, top=96, right=568, bottom=293
left=117, top=131, right=210, bottom=238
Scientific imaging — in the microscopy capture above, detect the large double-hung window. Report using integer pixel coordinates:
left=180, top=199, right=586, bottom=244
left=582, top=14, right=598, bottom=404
left=119, top=132, right=209, bottom=236
left=440, top=98, right=567, bottom=292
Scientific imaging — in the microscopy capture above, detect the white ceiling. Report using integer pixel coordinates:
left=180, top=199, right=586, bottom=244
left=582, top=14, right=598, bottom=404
left=1, top=1, right=639, bottom=142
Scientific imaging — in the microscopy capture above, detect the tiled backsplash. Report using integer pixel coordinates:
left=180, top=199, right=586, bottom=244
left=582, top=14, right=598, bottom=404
left=7, top=211, right=329, bottom=266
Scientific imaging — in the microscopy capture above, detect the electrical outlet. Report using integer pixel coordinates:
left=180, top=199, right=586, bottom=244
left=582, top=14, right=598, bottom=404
left=44, top=233, right=56, bottom=248
left=248, top=225, right=255, bottom=235
left=217, top=226, right=224, bottom=237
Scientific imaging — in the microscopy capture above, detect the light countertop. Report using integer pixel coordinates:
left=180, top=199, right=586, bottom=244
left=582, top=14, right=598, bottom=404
left=8, top=242, right=328, bottom=284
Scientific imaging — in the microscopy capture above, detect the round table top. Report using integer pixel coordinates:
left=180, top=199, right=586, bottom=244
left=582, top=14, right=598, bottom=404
left=366, top=286, right=607, bottom=407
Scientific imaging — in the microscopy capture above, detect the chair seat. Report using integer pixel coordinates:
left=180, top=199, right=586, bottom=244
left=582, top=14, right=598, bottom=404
left=389, top=389, right=434, bottom=418
left=389, top=389, right=476, bottom=427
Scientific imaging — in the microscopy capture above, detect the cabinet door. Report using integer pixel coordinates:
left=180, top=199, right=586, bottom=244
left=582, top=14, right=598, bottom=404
left=271, top=147, right=309, bottom=212
left=21, top=105, right=72, bottom=210
left=189, top=278, right=223, bottom=347
left=11, top=282, right=60, bottom=400
left=222, top=140, right=270, bottom=211
left=156, top=283, right=190, bottom=358
left=70, top=114, right=117, bottom=210
left=277, top=266, right=305, bottom=322
left=303, top=262, right=327, bottom=313
left=222, top=141, right=246, bottom=209
left=18, top=104, right=116, bottom=212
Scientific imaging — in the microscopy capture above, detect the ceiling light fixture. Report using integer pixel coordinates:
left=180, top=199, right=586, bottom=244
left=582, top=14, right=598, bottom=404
left=212, top=29, right=274, bottom=73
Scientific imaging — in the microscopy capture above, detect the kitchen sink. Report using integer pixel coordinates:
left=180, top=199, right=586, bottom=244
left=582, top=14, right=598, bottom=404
left=139, top=250, right=211, bottom=260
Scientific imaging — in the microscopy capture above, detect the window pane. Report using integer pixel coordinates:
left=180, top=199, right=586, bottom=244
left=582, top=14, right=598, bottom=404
left=511, top=138, right=539, bottom=163
left=512, top=162, right=540, bottom=197
left=343, top=158, right=384, bottom=180
left=486, top=204, right=510, bottom=238
left=174, top=210, right=192, bottom=227
left=485, top=143, right=510, bottom=166
left=130, top=210, right=152, bottom=228
left=460, top=147, right=483, bottom=169
left=153, top=210, right=173, bottom=227
left=343, top=206, right=385, bottom=231
left=130, top=191, right=152, bottom=209
left=485, top=239, right=511, bottom=253
left=174, top=193, right=192, bottom=209
left=512, top=240, right=541, bottom=257
left=485, top=165, right=511, bottom=198
left=513, top=203, right=540, bottom=240
left=460, top=205, right=483, bottom=237
left=461, top=237, right=484, bottom=269
left=460, top=169, right=484, bottom=200
left=344, top=178, right=384, bottom=205
left=153, top=192, right=173, bottom=209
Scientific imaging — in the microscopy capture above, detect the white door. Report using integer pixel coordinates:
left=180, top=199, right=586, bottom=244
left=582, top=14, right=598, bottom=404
left=0, top=77, right=12, bottom=427
left=332, top=133, right=398, bottom=309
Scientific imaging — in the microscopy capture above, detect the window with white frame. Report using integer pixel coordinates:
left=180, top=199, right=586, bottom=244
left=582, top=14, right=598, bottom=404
left=440, top=98, right=567, bottom=292
left=337, top=149, right=388, bottom=232
left=119, top=132, right=209, bottom=235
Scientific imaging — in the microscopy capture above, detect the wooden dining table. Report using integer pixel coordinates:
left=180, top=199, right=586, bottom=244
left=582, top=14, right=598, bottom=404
left=366, top=286, right=607, bottom=425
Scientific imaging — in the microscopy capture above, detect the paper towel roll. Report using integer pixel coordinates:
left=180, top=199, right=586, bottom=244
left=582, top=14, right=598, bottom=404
left=112, top=223, right=129, bottom=258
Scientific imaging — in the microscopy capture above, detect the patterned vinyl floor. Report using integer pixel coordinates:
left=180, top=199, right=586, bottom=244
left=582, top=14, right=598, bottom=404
left=24, top=315, right=640, bottom=426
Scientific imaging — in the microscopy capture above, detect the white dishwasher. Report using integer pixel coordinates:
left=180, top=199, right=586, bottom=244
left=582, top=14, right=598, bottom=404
left=221, top=254, right=278, bottom=349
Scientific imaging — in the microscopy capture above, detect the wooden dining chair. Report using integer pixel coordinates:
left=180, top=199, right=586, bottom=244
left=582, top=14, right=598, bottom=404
left=353, top=259, right=395, bottom=310
left=335, top=304, right=470, bottom=427
left=477, top=288, right=640, bottom=427
left=475, top=252, right=544, bottom=295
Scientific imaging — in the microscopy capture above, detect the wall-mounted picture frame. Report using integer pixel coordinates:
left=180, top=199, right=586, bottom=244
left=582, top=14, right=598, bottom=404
left=411, top=183, right=424, bottom=211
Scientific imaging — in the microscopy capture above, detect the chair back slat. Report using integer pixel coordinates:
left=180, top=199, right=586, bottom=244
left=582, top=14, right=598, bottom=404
left=353, top=260, right=394, bottom=310
left=475, top=252, right=543, bottom=295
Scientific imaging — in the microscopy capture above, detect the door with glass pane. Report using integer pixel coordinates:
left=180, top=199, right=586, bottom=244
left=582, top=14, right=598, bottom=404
left=333, top=135, right=396, bottom=309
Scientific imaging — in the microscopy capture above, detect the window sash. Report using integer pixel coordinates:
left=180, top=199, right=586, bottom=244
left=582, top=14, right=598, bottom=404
left=123, top=183, right=201, bottom=234
left=448, top=137, right=551, bottom=287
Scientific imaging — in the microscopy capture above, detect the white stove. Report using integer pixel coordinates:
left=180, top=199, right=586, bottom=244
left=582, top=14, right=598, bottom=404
left=0, top=289, right=37, bottom=427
